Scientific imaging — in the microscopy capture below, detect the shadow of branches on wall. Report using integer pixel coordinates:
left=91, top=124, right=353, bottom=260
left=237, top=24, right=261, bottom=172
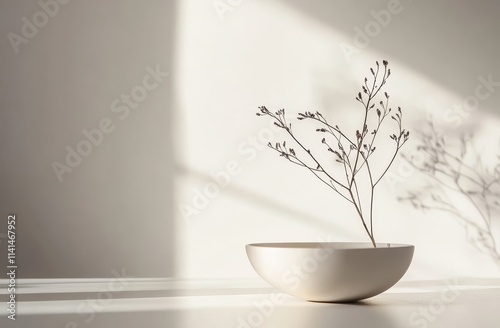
left=399, top=120, right=500, bottom=265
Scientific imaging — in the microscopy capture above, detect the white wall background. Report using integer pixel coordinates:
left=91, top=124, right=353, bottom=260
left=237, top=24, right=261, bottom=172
left=1, top=0, right=499, bottom=280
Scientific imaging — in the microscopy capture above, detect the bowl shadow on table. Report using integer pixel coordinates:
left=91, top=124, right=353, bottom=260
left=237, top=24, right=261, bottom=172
left=263, top=302, right=399, bottom=328
left=327, top=277, right=500, bottom=307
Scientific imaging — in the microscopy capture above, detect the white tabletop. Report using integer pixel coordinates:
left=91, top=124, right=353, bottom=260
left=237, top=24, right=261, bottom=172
left=1, top=278, right=500, bottom=327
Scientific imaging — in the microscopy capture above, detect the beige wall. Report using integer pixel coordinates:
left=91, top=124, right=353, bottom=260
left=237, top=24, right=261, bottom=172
left=1, top=0, right=500, bottom=280
left=0, top=0, right=176, bottom=277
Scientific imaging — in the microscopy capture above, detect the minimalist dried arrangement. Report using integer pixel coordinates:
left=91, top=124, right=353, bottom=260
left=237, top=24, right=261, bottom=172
left=256, top=60, right=409, bottom=246
left=400, top=122, right=500, bottom=264
left=246, top=61, right=414, bottom=302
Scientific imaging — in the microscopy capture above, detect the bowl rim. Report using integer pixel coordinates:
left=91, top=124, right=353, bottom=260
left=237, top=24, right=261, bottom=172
left=246, top=242, right=414, bottom=250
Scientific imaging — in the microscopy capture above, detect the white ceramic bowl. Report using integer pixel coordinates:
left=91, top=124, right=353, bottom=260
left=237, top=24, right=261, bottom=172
left=246, top=242, right=414, bottom=302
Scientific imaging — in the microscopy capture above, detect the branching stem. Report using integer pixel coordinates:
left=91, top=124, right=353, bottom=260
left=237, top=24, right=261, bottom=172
left=257, top=61, right=408, bottom=247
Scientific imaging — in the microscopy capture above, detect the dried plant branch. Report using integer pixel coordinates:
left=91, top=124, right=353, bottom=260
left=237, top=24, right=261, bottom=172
left=257, top=61, right=409, bottom=247
left=401, top=122, right=500, bottom=263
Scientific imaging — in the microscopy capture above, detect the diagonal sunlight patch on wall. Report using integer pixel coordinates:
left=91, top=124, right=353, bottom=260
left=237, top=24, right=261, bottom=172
left=172, top=0, right=500, bottom=279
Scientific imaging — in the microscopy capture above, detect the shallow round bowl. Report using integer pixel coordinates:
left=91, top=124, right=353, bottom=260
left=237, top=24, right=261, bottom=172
left=246, top=242, right=414, bottom=302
